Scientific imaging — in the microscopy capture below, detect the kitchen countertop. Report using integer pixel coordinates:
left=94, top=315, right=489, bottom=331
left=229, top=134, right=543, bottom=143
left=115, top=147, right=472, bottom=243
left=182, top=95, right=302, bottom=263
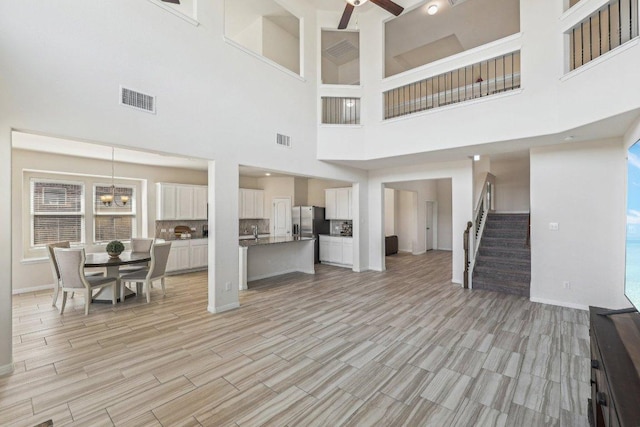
left=239, top=236, right=315, bottom=247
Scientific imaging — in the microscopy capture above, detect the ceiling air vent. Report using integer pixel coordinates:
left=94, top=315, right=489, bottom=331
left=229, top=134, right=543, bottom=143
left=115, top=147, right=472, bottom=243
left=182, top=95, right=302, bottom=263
left=276, top=133, right=292, bottom=148
left=120, top=86, right=156, bottom=114
left=448, top=0, right=471, bottom=6
left=323, top=39, right=359, bottom=60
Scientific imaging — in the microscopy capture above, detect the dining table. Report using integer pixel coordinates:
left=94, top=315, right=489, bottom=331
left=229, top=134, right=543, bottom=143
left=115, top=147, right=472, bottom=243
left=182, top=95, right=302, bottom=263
left=85, top=251, right=151, bottom=303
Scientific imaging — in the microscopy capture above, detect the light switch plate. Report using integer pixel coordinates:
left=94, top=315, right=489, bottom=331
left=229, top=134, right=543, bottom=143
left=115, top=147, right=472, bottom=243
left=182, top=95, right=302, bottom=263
left=549, top=222, right=559, bottom=231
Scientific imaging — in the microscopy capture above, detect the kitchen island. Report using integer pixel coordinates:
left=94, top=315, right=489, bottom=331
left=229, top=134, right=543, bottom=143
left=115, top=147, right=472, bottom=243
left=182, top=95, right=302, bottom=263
left=238, top=236, right=315, bottom=290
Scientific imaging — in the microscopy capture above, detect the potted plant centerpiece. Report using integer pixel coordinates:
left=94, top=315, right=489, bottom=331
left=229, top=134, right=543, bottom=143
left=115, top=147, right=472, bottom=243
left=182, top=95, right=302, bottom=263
left=106, top=240, right=125, bottom=258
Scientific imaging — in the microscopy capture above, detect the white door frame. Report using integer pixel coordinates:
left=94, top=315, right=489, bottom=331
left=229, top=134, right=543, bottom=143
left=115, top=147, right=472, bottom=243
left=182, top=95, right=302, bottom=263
left=426, top=200, right=438, bottom=250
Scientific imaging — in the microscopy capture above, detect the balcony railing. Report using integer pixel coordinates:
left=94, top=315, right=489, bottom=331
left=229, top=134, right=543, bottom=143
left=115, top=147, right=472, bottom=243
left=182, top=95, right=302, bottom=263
left=383, top=51, right=521, bottom=120
left=569, top=0, right=639, bottom=71
left=321, top=97, right=360, bottom=125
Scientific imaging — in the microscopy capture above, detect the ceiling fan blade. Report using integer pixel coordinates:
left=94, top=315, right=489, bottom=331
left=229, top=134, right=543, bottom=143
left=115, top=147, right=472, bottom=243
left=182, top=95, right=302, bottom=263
left=161, top=0, right=181, bottom=4
left=370, top=0, right=404, bottom=16
left=338, top=4, right=354, bottom=30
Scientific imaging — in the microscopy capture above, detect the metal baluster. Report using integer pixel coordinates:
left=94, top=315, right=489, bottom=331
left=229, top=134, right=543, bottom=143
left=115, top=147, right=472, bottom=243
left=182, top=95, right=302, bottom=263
left=589, top=16, right=593, bottom=61
left=608, top=3, right=612, bottom=51
left=618, top=0, right=622, bottom=46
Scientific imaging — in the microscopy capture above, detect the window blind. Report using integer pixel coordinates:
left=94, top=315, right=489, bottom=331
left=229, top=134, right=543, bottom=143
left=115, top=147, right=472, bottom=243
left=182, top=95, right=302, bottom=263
left=31, top=179, right=84, bottom=246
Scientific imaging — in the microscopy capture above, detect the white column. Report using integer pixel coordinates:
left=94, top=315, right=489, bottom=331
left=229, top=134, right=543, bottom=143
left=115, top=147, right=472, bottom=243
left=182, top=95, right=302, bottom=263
left=0, top=126, right=13, bottom=375
left=207, top=160, right=240, bottom=313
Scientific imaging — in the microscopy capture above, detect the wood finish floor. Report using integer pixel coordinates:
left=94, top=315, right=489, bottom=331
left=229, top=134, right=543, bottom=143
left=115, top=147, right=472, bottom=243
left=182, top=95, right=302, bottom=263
left=2, top=251, right=589, bottom=426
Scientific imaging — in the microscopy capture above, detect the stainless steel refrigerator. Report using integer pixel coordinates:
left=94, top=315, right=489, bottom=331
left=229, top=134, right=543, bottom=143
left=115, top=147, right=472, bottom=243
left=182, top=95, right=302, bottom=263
left=292, top=206, right=330, bottom=264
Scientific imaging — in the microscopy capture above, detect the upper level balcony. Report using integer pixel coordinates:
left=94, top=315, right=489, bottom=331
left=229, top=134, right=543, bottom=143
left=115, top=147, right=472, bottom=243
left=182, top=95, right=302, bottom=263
left=316, top=0, right=640, bottom=164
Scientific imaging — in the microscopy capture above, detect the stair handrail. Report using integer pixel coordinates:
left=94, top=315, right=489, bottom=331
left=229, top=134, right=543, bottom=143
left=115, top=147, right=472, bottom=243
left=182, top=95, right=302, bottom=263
left=469, top=173, right=495, bottom=286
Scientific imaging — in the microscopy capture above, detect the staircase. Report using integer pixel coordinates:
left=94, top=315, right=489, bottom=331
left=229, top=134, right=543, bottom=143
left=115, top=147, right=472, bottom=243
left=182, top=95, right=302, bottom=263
left=472, top=213, right=530, bottom=297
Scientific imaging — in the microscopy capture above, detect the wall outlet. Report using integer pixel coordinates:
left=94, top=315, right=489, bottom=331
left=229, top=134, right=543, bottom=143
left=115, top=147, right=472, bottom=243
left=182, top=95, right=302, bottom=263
left=549, top=223, right=559, bottom=231
left=563, top=281, right=571, bottom=289
left=224, top=282, right=231, bottom=291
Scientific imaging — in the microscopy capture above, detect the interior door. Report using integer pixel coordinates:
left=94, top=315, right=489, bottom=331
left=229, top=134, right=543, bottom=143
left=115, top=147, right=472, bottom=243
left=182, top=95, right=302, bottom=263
left=426, top=201, right=434, bottom=251
left=272, top=198, right=291, bottom=237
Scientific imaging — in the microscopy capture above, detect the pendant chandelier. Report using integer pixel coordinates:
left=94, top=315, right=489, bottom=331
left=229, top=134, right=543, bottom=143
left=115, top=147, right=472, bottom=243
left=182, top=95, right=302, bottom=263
left=100, top=147, right=129, bottom=207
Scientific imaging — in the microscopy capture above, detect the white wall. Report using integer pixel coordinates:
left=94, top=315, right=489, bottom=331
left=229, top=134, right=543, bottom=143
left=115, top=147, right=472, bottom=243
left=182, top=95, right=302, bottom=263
left=384, top=187, right=395, bottom=236
left=491, top=154, right=530, bottom=212
left=262, top=17, right=300, bottom=75
left=437, top=179, right=453, bottom=251
left=530, top=139, right=627, bottom=310
left=397, top=190, right=418, bottom=252
left=11, top=148, right=208, bottom=293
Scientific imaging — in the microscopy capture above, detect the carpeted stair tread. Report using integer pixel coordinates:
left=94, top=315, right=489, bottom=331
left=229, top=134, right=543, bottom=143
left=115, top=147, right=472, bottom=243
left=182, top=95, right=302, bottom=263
left=475, top=255, right=530, bottom=270
left=481, top=237, right=529, bottom=249
left=472, top=278, right=530, bottom=297
left=478, top=247, right=530, bottom=260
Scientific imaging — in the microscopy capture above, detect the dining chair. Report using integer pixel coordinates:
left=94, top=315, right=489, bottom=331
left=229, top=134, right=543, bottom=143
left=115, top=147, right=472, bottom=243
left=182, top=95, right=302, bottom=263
left=119, top=238, right=154, bottom=275
left=47, top=241, right=103, bottom=307
left=54, top=247, right=117, bottom=315
left=121, top=242, right=171, bottom=303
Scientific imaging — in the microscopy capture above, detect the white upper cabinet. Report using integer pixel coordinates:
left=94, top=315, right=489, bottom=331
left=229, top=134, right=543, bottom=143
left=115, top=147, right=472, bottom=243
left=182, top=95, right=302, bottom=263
left=157, top=183, right=208, bottom=220
left=325, top=187, right=352, bottom=220
left=239, top=188, right=266, bottom=219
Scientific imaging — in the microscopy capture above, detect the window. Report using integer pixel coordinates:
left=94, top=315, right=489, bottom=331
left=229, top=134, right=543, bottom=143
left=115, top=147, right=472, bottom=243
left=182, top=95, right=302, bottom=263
left=94, top=185, right=136, bottom=243
left=31, top=179, right=84, bottom=247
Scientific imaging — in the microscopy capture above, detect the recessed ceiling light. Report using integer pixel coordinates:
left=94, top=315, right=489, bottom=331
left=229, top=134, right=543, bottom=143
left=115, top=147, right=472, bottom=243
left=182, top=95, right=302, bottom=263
left=265, top=173, right=271, bottom=176
left=427, top=4, right=439, bottom=15
left=564, top=136, right=575, bottom=141
left=473, top=154, right=481, bottom=161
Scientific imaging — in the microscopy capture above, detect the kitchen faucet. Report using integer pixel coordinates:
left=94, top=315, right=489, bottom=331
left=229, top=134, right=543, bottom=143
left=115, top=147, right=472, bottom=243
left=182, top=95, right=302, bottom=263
left=252, top=225, right=259, bottom=238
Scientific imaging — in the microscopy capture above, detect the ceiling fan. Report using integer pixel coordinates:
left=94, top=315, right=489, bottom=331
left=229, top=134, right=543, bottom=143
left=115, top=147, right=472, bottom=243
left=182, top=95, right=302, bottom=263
left=338, top=0, right=404, bottom=29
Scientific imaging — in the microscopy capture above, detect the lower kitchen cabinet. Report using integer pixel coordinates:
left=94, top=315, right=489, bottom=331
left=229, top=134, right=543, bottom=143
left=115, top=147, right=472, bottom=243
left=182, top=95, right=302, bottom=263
left=166, top=239, right=208, bottom=273
left=319, top=235, right=353, bottom=268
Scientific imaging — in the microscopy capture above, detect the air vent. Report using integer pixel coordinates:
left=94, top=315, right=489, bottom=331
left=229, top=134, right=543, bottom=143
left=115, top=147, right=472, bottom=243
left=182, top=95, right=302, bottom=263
left=448, top=0, right=471, bottom=6
left=324, top=39, right=358, bottom=60
left=276, top=133, right=292, bottom=148
left=120, top=86, right=156, bottom=114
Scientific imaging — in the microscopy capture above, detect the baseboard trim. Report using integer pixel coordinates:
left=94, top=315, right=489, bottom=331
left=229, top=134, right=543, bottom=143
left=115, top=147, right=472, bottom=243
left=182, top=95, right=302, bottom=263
left=530, top=296, right=588, bottom=311
left=412, top=250, right=426, bottom=256
left=248, top=268, right=314, bottom=282
left=13, top=284, right=54, bottom=295
left=208, top=302, right=240, bottom=314
left=0, top=362, right=14, bottom=376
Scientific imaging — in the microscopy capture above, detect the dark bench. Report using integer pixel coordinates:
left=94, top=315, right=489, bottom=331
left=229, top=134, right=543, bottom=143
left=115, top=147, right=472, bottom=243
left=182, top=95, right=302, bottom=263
left=385, top=235, right=398, bottom=256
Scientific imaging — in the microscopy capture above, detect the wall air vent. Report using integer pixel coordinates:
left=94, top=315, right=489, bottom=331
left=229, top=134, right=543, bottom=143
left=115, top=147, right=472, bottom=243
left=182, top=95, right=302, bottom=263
left=120, top=86, right=156, bottom=114
left=276, top=133, right=292, bottom=148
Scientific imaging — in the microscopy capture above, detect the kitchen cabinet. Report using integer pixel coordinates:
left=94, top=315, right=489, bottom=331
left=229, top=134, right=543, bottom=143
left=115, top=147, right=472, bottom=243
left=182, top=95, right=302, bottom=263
left=325, top=187, right=352, bottom=220
left=239, top=188, right=265, bottom=219
left=166, top=240, right=190, bottom=272
left=157, top=183, right=208, bottom=220
left=189, top=239, right=208, bottom=269
left=167, top=238, right=208, bottom=273
left=319, top=235, right=353, bottom=267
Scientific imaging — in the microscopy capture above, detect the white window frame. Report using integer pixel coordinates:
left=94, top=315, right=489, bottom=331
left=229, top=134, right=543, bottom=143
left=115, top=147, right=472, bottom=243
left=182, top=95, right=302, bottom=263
left=30, top=177, right=86, bottom=249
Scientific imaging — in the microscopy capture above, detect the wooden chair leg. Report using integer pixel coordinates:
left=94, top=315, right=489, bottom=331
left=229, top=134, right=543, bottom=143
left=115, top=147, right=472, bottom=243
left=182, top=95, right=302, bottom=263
left=85, top=289, right=91, bottom=315
left=146, top=280, right=151, bottom=303
left=112, top=284, right=117, bottom=305
left=52, top=283, right=59, bottom=307
left=161, top=277, right=166, bottom=296
left=60, top=291, right=68, bottom=314
left=120, top=281, right=125, bottom=303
